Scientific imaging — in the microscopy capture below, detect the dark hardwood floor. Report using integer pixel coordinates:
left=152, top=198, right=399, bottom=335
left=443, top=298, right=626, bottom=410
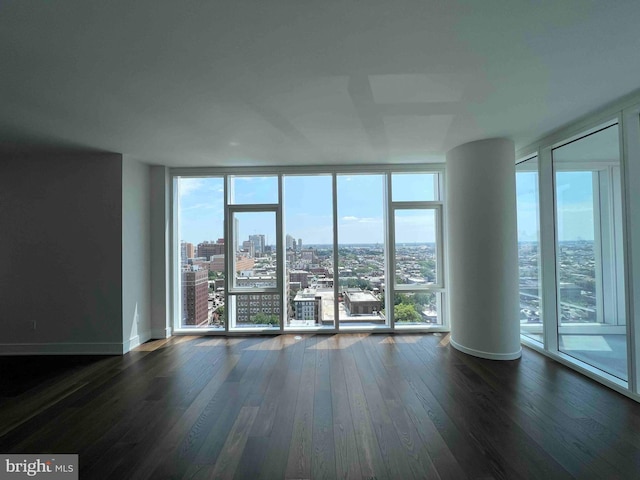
left=2, top=333, right=640, bottom=479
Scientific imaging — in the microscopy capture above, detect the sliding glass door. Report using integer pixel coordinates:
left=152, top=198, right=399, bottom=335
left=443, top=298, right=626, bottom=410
left=553, top=125, right=627, bottom=380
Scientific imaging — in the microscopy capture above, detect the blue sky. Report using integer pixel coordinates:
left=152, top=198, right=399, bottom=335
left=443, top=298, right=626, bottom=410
left=178, top=173, right=438, bottom=246
left=178, top=170, right=597, bottom=247
left=516, top=169, right=596, bottom=242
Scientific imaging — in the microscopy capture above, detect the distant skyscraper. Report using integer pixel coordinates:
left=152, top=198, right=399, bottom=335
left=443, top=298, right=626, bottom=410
left=286, top=234, right=294, bottom=249
left=298, top=238, right=302, bottom=251
left=249, top=234, right=265, bottom=254
left=185, top=242, right=195, bottom=259
left=234, top=217, right=240, bottom=253
left=242, top=240, right=255, bottom=257
left=180, top=241, right=188, bottom=266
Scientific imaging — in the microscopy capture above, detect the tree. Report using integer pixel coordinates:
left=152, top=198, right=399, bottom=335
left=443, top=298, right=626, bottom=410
left=394, top=303, right=421, bottom=323
left=413, top=292, right=434, bottom=306
left=394, top=293, right=409, bottom=305
left=251, top=312, right=279, bottom=325
left=418, top=259, right=436, bottom=279
left=209, top=305, right=225, bottom=326
left=208, top=270, right=224, bottom=280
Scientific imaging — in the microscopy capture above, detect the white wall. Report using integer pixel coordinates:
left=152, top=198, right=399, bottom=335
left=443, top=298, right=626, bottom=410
left=122, top=158, right=151, bottom=352
left=0, top=152, right=124, bottom=354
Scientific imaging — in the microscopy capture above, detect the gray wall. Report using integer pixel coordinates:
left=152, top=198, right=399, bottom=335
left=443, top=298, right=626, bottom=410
left=122, top=158, right=151, bottom=351
left=0, top=152, right=124, bottom=354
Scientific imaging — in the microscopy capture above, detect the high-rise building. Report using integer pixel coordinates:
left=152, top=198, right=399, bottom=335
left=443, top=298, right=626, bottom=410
left=197, top=241, right=224, bottom=260
left=182, top=269, right=209, bottom=326
left=236, top=293, right=281, bottom=324
left=286, top=234, right=294, bottom=249
left=298, top=238, right=302, bottom=251
left=242, top=240, right=255, bottom=257
left=249, top=234, right=265, bottom=254
left=180, top=241, right=188, bottom=266
left=185, top=242, right=195, bottom=259
left=233, top=217, right=240, bottom=254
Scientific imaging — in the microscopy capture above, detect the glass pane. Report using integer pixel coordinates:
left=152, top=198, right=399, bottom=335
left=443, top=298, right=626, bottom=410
left=229, top=175, right=278, bottom=204
left=228, top=294, right=281, bottom=329
left=337, top=174, right=387, bottom=328
left=516, top=158, right=543, bottom=343
left=394, top=209, right=438, bottom=286
left=283, top=175, right=335, bottom=329
left=553, top=124, right=627, bottom=381
left=393, top=291, right=442, bottom=327
left=231, top=211, right=277, bottom=289
left=177, top=177, right=225, bottom=329
left=391, top=173, right=438, bottom=202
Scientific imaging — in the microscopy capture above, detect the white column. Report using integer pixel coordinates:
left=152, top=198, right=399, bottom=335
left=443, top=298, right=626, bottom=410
left=446, top=138, right=521, bottom=360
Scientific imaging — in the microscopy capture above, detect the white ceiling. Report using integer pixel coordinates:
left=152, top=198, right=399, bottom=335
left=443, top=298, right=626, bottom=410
left=1, top=0, right=639, bottom=167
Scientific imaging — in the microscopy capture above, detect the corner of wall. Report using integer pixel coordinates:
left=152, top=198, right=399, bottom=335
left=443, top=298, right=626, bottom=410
left=122, top=158, right=152, bottom=353
left=150, top=166, right=172, bottom=340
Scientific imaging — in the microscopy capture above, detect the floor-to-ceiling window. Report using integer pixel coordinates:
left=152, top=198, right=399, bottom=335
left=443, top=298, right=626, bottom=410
left=172, top=167, right=446, bottom=334
left=283, top=174, right=335, bottom=330
left=390, top=172, right=445, bottom=328
left=552, top=125, right=627, bottom=381
left=174, top=176, right=226, bottom=329
left=336, top=173, right=388, bottom=329
left=227, top=175, right=282, bottom=331
left=517, top=119, right=633, bottom=391
left=516, top=157, right=543, bottom=343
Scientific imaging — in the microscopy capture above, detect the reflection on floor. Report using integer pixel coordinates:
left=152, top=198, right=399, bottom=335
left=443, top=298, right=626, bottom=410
left=559, top=334, right=627, bottom=381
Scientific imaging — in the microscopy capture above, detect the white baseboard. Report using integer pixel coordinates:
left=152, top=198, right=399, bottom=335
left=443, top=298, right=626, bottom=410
left=123, top=331, right=153, bottom=353
left=0, top=342, right=124, bottom=355
left=123, top=335, right=140, bottom=353
left=150, top=326, right=172, bottom=339
left=450, top=337, right=522, bottom=361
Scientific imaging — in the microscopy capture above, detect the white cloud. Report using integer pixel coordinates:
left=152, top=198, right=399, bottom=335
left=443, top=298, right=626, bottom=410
left=179, top=178, right=205, bottom=197
left=341, top=216, right=381, bottom=224
left=182, top=203, right=217, bottom=211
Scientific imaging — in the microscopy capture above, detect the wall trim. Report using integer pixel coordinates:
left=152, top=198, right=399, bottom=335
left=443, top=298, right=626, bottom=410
left=151, top=327, right=172, bottom=339
left=0, top=343, right=124, bottom=355
left=123, top=331, right=152, bottom=353
left=450, top=337, right=522, bottom=361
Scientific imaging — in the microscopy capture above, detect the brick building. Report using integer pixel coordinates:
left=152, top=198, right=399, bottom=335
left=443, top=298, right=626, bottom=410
left=182, top=270, right=209, bottom=326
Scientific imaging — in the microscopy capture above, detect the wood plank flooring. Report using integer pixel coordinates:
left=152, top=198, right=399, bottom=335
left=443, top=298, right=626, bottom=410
left=2, top=333, right=640, bottom=479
